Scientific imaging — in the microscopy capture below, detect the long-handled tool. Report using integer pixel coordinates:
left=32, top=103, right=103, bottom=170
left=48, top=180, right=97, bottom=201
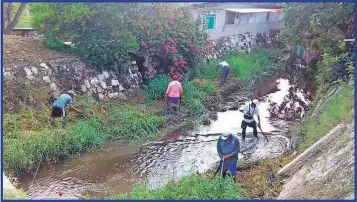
left=212, top=160, right=222, bottom=178
left=252, top=117, right=269, bottom=142
left=220, top=159, right=224, bottom=178
left=257, top=123, right=269, bottom=142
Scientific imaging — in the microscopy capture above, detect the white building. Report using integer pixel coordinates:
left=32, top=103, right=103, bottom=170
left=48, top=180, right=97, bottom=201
left=191, top=3, right=284, bottom=39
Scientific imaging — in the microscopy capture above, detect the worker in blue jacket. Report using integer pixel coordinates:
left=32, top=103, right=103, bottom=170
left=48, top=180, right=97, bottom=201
left=217, top=133, right=240, bottom=182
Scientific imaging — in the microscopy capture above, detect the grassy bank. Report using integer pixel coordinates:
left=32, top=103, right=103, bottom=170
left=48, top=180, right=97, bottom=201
left=4, top=97, right=166, bottom=175
left=4, top=48, right=281, bottom=176
left=196, top=49, right=281, bottom=82
left=293, top=83, right=354, bottom=152
left=105, top=175, right=244, bottom=200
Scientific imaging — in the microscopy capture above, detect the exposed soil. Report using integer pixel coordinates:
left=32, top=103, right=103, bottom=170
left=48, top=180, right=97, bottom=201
left=3, top=35, right=71, bottom=69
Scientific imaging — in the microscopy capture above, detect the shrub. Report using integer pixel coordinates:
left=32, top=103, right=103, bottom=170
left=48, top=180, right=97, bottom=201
left=144, top=76, right=171, bottom=104
left=43, top=38, right=74, bottom=54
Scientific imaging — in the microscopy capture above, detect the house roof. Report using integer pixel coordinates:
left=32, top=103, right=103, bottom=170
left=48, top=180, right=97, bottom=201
left=225, top=8, right=282, bottom=13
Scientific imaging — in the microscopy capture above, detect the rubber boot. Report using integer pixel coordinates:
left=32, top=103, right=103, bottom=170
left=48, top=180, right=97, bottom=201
left=222, top=171, right=227, bottom=179
left=62, top=120, right=66, bottom=128
left=49, top=119, right=55, bottom=128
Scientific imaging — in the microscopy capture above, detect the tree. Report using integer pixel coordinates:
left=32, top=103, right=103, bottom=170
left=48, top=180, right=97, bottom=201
left=30, top=3, right=207, bottom=72
left=3, top=3, right=27, bottom=34
left=281, top=2, right=354, bottom=54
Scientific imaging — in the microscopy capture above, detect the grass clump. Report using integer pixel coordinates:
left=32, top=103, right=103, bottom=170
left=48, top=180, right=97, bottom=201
left=4, top=188, right=28, bottom=199
left=103, top=104, right=166, bottom=140
left=293, top=83, right=354, bottom=152
left=196, top=49, right=281, bottom=82
left=144, top=76, right=218, bottom=118
left=4, top=119, right=105, bottom=175
left=106, top=175, right=244, bottom=200
left=144, top=75, right=171, bottom=104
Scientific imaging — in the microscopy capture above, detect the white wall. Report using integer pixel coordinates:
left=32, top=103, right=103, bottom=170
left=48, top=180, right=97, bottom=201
left=205, top=10, right=283, bottom=39
left=209, top=21, right=283, bottom=40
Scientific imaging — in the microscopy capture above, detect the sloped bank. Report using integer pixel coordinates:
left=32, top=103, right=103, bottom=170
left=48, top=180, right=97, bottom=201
left=277, top=123, right=354, bottom=199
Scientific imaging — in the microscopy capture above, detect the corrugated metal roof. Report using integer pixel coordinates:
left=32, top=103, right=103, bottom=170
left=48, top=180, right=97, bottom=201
left=225, top=8, right=281, bottom=13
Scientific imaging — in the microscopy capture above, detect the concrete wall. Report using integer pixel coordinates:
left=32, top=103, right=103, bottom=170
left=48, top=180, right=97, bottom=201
left=209, top=20, right=283, bottom=39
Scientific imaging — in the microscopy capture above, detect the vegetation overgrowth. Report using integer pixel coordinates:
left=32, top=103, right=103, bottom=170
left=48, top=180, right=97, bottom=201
left=4, top=98, right=166, bottom=175
left=30, top=3, right=207, bottom=72
left=292, top=83, right=354, bottom=153
left=105, top=175, right=244, bottom=200
left=144, top=49, right=281, bottom=117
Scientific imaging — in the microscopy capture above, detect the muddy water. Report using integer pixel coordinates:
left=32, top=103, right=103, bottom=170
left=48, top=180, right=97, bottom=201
left=18, top=78, right=310, bottom=199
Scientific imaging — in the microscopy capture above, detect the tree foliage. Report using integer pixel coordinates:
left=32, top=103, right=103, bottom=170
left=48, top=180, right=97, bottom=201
left=282, top=2, right=354, bottom=96
left=30, top=3, right=207, bottom=71
left=281, top=2, right=354, bottom=54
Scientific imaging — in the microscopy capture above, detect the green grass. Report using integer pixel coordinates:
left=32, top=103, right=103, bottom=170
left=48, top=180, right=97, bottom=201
left=294, top=83, right=354, bottom=152
left=196, top=49, right=281, bottom=82
left=144, top=75, right=171, bottom=104
left=4, top=96, right=166, bottom=175
left=106, top=175, right=244, bottom=200
left=4, top=188, right=28, bottom=199
left=144, top=75, right=219, bottom=118
left=144, top=49, right=280, bottom=118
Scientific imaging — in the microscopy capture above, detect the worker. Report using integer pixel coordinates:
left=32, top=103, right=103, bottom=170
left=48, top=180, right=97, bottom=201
left=49, top=90, right=79, bottom=128
left=217, top=132, right=240, bottom=182
left=216, top=61, right=230, bottom=86
left=241, top=99, right=261, bottom=141
left=165, top=74, right=183, bottom=113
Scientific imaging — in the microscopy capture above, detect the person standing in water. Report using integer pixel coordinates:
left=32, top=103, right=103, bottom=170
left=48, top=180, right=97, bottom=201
left=241, top=99, right=261, bottom=141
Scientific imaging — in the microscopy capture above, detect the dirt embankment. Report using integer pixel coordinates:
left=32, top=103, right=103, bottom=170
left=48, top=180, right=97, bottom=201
left=3, top=35, right=70, bottom=69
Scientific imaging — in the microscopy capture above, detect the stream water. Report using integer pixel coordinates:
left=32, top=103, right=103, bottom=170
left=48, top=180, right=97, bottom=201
left=17, top=77, right=311, bottom=199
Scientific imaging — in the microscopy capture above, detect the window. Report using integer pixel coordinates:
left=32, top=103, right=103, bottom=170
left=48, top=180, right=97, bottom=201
left=206, top=15, right=215, bottom=30
left=266, top=12, right=271, bottom=22
left=225, top=11, right=236, bottom=25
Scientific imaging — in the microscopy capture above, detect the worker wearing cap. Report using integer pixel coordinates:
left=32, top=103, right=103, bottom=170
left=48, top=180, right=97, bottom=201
left=49, top=90, right=79, bottom=128
left=217, top=133, right=240, bottom=182
left=241, top=99, right=261, bottom=141
left=165, top=74, right=183, bottom=112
